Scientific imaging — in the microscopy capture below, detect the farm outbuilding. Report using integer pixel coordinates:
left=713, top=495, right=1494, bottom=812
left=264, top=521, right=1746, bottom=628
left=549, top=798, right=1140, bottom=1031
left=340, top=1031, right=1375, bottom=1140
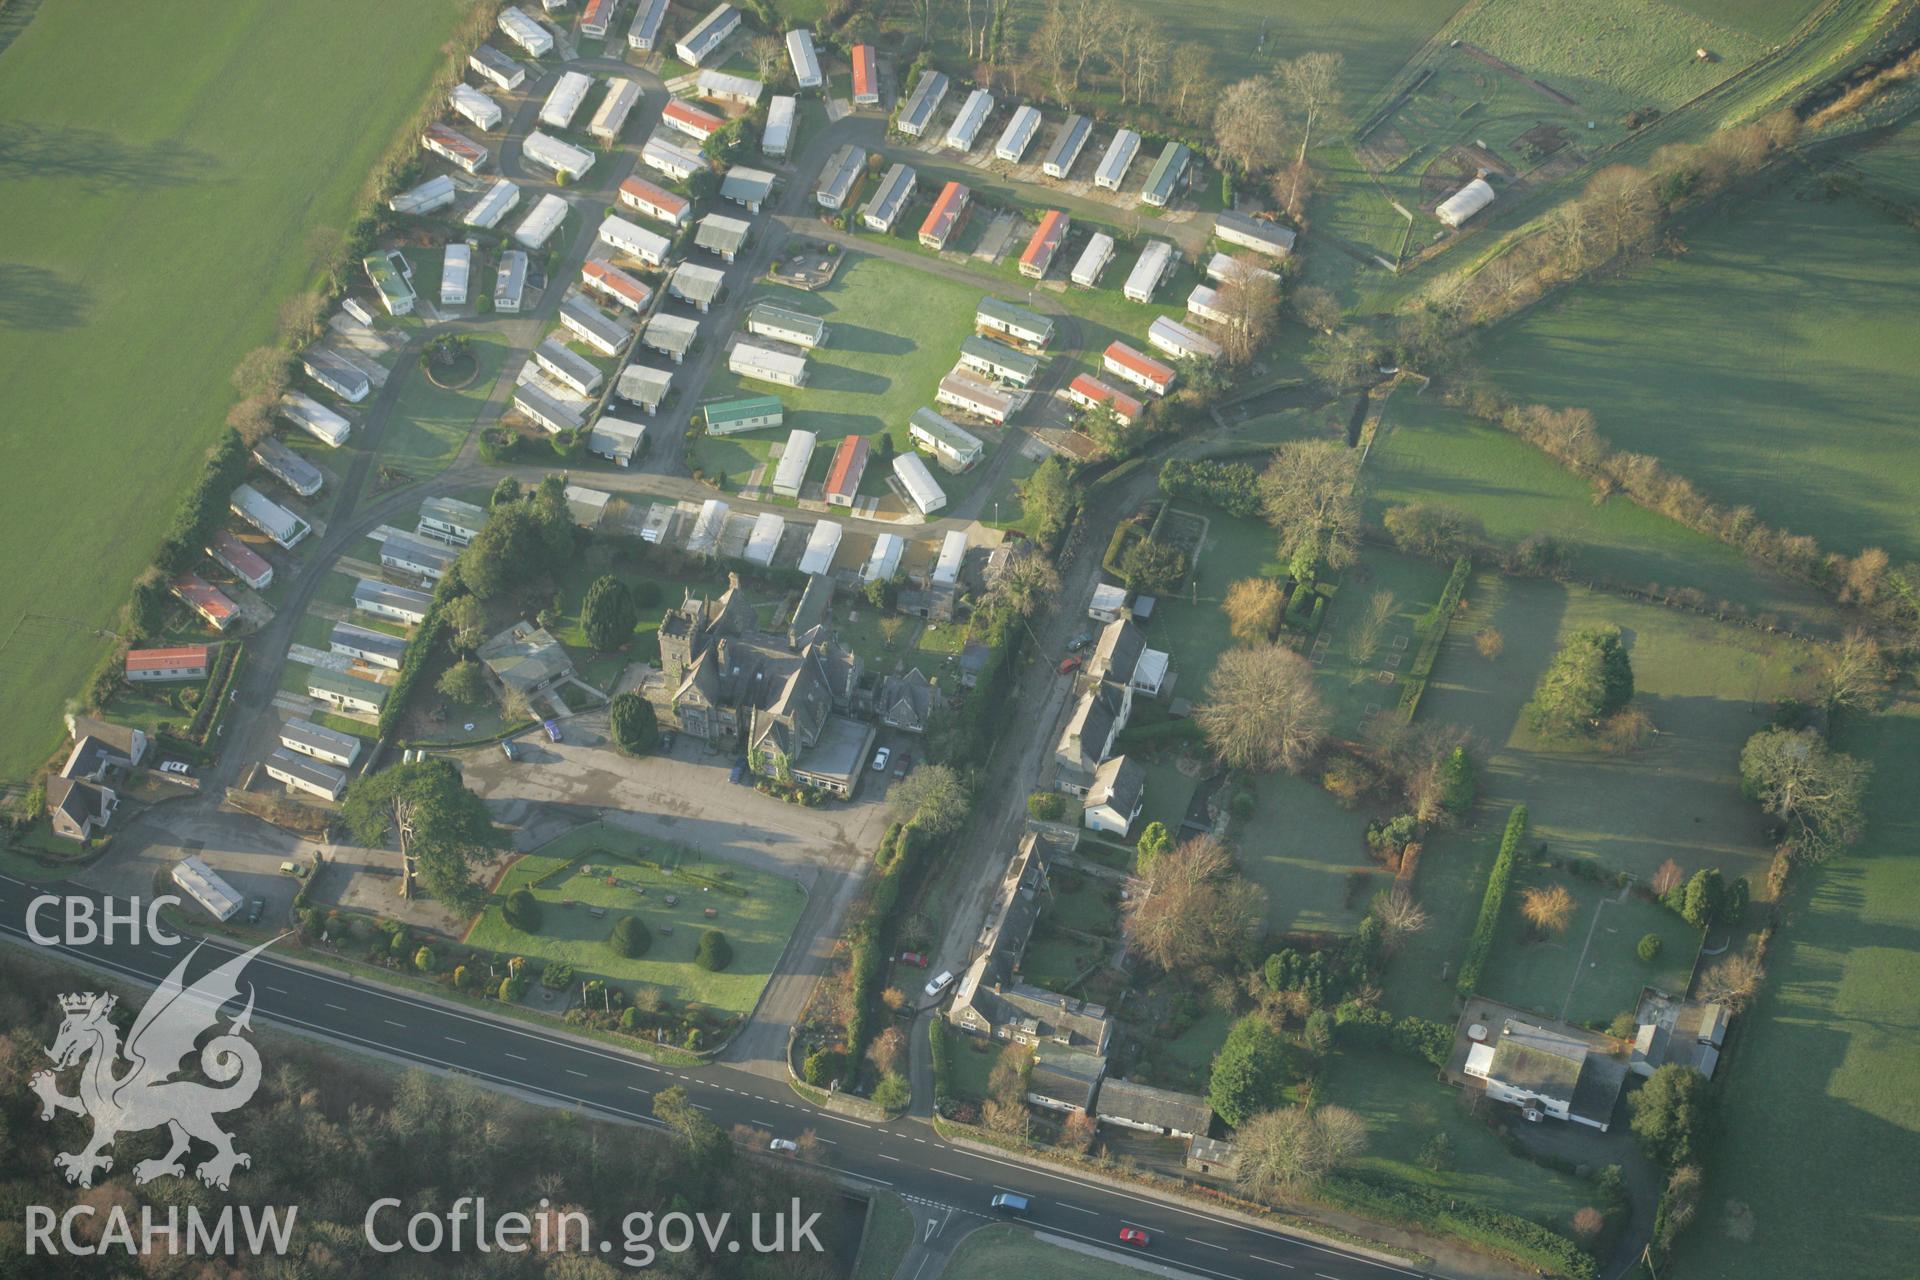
left=676, top=3, right=741, bottom=66
left=823, top=434, right=868, bottom=506
left=996, top=104, right=1043, bottom=162
left=1072, top=232, right=1115, bottom=287
left=771, top=429, right=818, bottom=497
left=1437, top=177, right=1497, bottom=228
left=280, top=391, right=352, bottom=444
left=591, top=77, right=644, bottom=142
left=599, top=213, right=672, bottom=264
left=786, top=28, right=823, bottom=89
left=497, top=6, right=553, bottom=56
left=816, top=143, right=865, bottom=210
left=945, top=88, right=993, bottom=152
left=463, top=178, right=521, bottom=229
left=892, top=453, right=948, bottom=514
left=1043, top=114, right=1092, bottom=177
left=620, top=175, right=691, bottom=225
left=861, top=162, right=916, bottom=232
left=852, top=45, right=879, bottom=104
left=627, top=0, right=669, bottom=50
left=1123, top=240, right=1177, bottom=303
left=729, top=341, right=807, bottom=387
left=451, top=83, right=503, bottom=131
left=1095, top=129, right=1140, bottom=190
left=523, top=130, right=595, bottom=180
left=1019, top=210, right=1070, bottom=279
left=763, top=95, right=796, bottom=156
left=748, top=301, right=828, bottom=348
left=469, top=44, right=526, bottom=90
left=514, top=192, right=570, bottom=248
left=896, top=69, right=948, bottom=137
left=390, top=174, right=458, bottom=215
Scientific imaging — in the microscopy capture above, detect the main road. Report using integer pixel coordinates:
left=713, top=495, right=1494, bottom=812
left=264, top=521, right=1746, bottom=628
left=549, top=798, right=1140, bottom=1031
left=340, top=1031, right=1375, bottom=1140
left=0, top=874, right=1432, bottom=1280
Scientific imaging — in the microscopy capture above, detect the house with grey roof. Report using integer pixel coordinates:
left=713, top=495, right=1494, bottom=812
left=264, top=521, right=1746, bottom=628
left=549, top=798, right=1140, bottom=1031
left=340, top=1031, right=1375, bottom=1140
left=1095, top=1078, right=1213, bottom=1139
left=1030, top=1049, right=1105, bottom=1114
left=1054, top=680, right=1129, bottom=794
left=875, top=668, right=934, bottom=733
left=1464, top=1018, right=1628, bottom=1131
left=478, top=621, right=575, bottom=703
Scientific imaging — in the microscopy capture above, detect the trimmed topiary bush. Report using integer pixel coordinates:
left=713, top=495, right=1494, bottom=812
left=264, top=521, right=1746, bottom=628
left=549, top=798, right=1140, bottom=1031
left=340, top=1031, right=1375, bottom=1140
left=1637, top=933, right=1664, bottom=963
left=695, top=929, right=732, bottom=972
left=610, top=915, right=651, bottom=958
left=503, top=888, right=543, bottom=932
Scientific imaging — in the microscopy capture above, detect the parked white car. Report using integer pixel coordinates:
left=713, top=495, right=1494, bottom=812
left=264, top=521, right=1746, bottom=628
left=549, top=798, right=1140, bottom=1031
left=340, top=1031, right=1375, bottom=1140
left=872, top=746, right=891, bottom=772
left=924, top=970, right=955, bottom=999
left=159, top=760, right=190, bottom=775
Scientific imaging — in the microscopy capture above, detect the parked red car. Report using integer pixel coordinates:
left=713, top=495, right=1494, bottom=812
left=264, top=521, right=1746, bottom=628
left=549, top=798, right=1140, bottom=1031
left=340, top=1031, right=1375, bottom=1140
left=1057, top=655, right=1083, bottom=675
left=896, top=951, right=930, bottom=968
left=1118, top=1227, right=1150, bottom=1247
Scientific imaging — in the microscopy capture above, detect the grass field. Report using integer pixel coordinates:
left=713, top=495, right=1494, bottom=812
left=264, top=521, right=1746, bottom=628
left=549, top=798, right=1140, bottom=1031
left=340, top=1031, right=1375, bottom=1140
left=1367, top=397, right=1835, bottom=631
left=1321, top=1049, right=1598, bottom=1232
left=1669, top=697, right=1920, bottom=1279
left=1840, top=112, right=1920, bottom=205
left=690, top=254, right=984, bottom=498
left=943, top=1226, right=1120, bottom=1280
left=1385, top=575, right=1814, bottom=1023
left=1484, top=173, right=1920, bottom=563
left=0, top=0, right=473, bottom=784
left=467, top=822, right=806, bottom=1015
left=1243, top=771, right=1380, bottom=937
left=851, top=1192, right=914, bottom=1280
left=380, top=332, right=510, bottom=469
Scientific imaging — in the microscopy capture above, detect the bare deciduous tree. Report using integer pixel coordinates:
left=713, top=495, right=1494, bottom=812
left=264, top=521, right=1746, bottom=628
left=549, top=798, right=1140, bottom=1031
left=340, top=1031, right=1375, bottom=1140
left=748, top=34, right=785, bottom=81
left=1819, top=628, right=1887, bottom=711
left=1288, top=284, right=1342, bottom=335
left=1222, top=577, right=1286, bottom=644
left=1348, top=589, right=1397, bottom=665
left=1213, top=260, right=1282, bottom=366
left=1259, top=439, right=1364, bottom=574
left=1373, top=886, right=1429, bottom=950
left=1233, top=1105, right=1368, bottom=1200
left=1213, top=76, right=1287, bottom=175
left=1195, top=644, right=1330, bottom=773
left=1475, top=627, right=1505, bottom=661
left=1276, top=52, right=1343, bottom=209
left=1521, top=884, right=1576, bottom=936
left=231, top=346, right=291, bottom=399
left=1169, top=43, right=1214, bottom=121
left=1652, top=858, right=1685, bottom=896
left=1121, top=835, right=1267, bottom=970
left=1303, top=325, right=1373, bottom=391
left=1697, top=953, right=1765, bottom=1011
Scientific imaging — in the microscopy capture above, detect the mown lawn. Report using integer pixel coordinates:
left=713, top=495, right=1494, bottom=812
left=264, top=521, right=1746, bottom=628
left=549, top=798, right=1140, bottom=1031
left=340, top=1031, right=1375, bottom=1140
left=943, top=1226, right=1121, bottom=1280
left=1244, top=771, right=1379, bottom=938
left=466, top=822, right=806, bottom=1015
left=0, top=0, right=474, bottom=784
left=1670, top=698, right=1920, bottom=1280
left=1312, top=548, right=1454, bottom=740
left=1484, top=173, right=1920, bottom=564
left=1367, top=397, right=1834, bottom=632
left=380, top=331, right=511, bottom=469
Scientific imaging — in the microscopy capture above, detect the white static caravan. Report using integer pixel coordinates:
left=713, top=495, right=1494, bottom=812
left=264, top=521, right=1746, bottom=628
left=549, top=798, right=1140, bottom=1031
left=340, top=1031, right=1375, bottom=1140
left=280, top=392, right=352, bottom=446
left=495, top=249, right=529, bottom=312
left=540, top=71, right=593, bottom=129
left=389, top=174, right=458, bottom=216
left=1437, top=177, right=1496, bottom=228
left=513, top=193, right=569, bottom=249
left=469, top=44, right=527, bottom=91
left=1214, top=208, right=1298, bottom=258
left=561, top=292, right=632, bottom=356
left=676, top=3, right=741, bottom=67
left=641, top=132, right=705, bottom=182
left=1094, top=129, right=1140, bottom=191
left=896, top=69, right=948, bottom=138
left=589, top=415, right=647, bottom=467
left=698, top=68, right=765, bottom=106
left=419, top=495, right=486, bottom=545
left=729, top=341, right=808, bottom=388
left=497, top=6, right=554, bottom=57
left=230, top=483, right=310, bottom=550
left=747, top=301, right=828, bottom=349
left=617, top=363, right=673, bottom=412
left=514, top=379, right=584, bottom=433
left=451, top=83, right=504, bottom=132
left=523, top=130, right=595, bottom=181
left=815, top=143, right=864, bottom=211
left=173, top=856, right=243, bottom=922
left=627, top=0, right=669, bottom=51
left=1043, top=114, right=1092, bottom=178
left=464, top=178, right=521, bottom=230
left=1148, top=314, right=1224, bottom=362
left=744, top=511, right=785, bottom=566
left=580, top=0, right=618, bottom=39
left=763, top=95, right=796, bottom=156
left=423, top=123, right=488, bottom=174
left=771, top=429, right=818, bottom=498
left=945, top=89, right=993, bottom=152
left=892, top=453, right=947, bottom=515
left=1071, top=232, right=1115, bottom=287
left=685, top=498, right=730, bottom=556
left=932, top=529, right=967, bottom=585
left=861, top=162, right=917, bottom=233
left=379, top=529, right=458, bottom=582
left=535, top=337, right=604, bottom=395
left=1123, top=240, right=1177, bottom=304
left=280, top=717, right=362, bottom=768
left=441, top=242, right=472, bottom=306
left=936, top=369, right=1015, bottom=424
left=995, top=105, right=1042, bottom=163
left=302, top=348, right=370, bottom=403
left=786, top=28, right=823, bottom=90
left=265, top=747, right=348, bottom=802
left=591, top=77, right=644, bottom=143
left=1187, top=284, right=1230, bottom=326
left=619, top=175, right=691, bottom=226
left=908, top=407, right=984, bottom=471
left=799, top=521, right=842, bottom=575
left=1205, top=252, right=1280, bottom=288
left=598, top=213, right=672, bottom=266
left=865, top=532, right=904, bottom=582
left=582, top=259, right=652, bottom=312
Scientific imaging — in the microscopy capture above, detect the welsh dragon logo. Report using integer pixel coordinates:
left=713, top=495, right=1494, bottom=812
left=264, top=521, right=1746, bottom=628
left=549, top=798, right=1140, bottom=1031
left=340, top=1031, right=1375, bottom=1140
left=30, top=940, right=271, bottom=1190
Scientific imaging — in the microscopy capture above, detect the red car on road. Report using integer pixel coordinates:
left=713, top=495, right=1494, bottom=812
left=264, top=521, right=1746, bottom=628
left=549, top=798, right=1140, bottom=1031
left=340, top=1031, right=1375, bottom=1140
left=1118, top=1227, right=1150, bottom=1247
left=1057, top=655, right=1083, bottom=675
